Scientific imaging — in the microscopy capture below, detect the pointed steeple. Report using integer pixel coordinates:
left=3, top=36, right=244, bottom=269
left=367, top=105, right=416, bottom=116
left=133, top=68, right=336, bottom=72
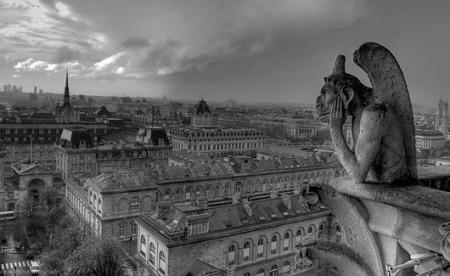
left=63, top=68, right=70, bottom=106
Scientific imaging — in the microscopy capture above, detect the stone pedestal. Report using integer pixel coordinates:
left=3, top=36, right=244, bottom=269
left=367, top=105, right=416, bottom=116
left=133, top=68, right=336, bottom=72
left=317, top=176, right=450, bottom=275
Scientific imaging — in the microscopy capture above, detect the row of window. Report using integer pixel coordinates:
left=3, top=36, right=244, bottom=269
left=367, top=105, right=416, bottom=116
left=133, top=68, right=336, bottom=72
left=226, top=222, right=342, bottom=266
left=66, top=188, right=101, bottom=236
left=139, top=235, right=166, bottom=275
left=189, top=142, right=263, bottom=151
left=170, top=130, right=263, bottom=138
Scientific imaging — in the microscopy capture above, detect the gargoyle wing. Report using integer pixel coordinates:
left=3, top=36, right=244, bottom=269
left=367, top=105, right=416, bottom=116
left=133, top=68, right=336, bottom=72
left=353, top=42, right=417, bottom=180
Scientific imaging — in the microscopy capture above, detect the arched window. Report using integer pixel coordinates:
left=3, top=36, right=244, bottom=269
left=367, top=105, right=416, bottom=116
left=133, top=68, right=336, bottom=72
left=205, top=185, right=212, bottom=198
left=149, top=242, right=156, bottom=265
left=129, top=196, right=139, bottom=211
left=164, top=189, right=171, bottom=202
left=257, top=238, right=265, bottom=258
left=243, top=273, right=251, bottom=276
left=224, top=183, right=231, bottom=197
left=335, top=224, right=342, bottom=243
left=256, top=268, right=265, bottom=276
left=98, top=198, right=102, bottom=214
left=283, top=232, right=290, bottom=251
left=235, top=182, right=242, bottom=193
left=318, top=222, right=326, bottom=239
left=174, top=189, right=182, bottom=202
left=159, top=251, right=166, bottom=274
left=139, top=235, right=146, bottom=256
left=185, top=186, right=192, bottom=200
left=214, top=185, right=220, bottom=198
left=243, top=241, right=251, bottom=261
left=228, top=244, right=236, bottom=265
left=269, top=265, right=278, bottom=276
left=282, top=261, right=291, bottom=274
left=270, top=235, right=278, bottom=254
left=296, top=228, right=304, bottom=243
left=308, top=225, right=316, bottom=239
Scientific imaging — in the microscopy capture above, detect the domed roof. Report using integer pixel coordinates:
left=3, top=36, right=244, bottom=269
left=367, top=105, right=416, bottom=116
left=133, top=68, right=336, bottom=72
left=196, top=98, right=211, bottom=115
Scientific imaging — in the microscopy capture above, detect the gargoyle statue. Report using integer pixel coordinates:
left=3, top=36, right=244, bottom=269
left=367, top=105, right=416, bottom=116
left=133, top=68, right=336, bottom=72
left=316, top=42, right=417, bottom=185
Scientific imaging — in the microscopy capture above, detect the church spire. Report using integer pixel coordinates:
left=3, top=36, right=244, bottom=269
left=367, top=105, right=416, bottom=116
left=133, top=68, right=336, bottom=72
left=64, top=68, right=70, bottom=106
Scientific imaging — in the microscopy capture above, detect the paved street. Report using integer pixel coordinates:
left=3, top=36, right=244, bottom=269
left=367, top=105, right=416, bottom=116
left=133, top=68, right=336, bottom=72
left=0, top=221, right=34, bottom=276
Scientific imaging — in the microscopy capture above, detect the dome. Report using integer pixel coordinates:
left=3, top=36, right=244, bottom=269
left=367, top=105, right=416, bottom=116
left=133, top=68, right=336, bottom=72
left=196, top=98, right=211, bottom=115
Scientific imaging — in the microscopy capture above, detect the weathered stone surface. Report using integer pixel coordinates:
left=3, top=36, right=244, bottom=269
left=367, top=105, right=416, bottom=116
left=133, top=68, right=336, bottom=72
left=318, top=187, right=384, bottom=276
left=306, top=240, right=373, bottom=276
left=440, top=222, right=450, bottom=262
left=316, top=42, right=417, bottom=185
left=329, top=176, right=450, bottom=221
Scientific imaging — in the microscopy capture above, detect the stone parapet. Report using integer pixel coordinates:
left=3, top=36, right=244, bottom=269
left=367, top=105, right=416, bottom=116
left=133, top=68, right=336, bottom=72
left=328, top=176, right=450, bottom=221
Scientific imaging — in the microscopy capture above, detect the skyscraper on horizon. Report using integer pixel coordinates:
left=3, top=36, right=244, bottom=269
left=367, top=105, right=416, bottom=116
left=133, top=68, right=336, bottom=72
left=436, top=98, right=448, bottom=140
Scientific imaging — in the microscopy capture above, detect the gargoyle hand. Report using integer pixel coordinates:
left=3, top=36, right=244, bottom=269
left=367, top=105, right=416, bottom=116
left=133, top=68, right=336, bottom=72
left=329, top=96, right=346, bottom=129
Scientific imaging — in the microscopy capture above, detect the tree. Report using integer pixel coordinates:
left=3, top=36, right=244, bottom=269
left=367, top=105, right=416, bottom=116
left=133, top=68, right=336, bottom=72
left=40, top=214, right=86, bottom=273
left=41, top=188, right=60, bottom=211
left=65, top=238, right=124, bottom=276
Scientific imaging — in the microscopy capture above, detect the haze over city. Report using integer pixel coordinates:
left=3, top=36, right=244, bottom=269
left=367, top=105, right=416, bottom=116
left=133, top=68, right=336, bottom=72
left=1, top=0, right=449, bottom=104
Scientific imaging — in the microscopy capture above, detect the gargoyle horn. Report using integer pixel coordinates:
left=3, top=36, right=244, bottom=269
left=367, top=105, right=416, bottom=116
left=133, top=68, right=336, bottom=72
left=333, top=55, right=346, bottom=75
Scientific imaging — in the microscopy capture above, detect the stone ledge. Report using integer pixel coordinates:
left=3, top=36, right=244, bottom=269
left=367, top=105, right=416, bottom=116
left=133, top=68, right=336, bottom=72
left=327, top=176, right=450, bottom=220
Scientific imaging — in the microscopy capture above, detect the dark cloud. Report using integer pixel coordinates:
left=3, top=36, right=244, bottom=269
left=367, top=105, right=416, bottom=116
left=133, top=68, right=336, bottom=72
left=121, top=37, right=150, bottom=49
left=2, top=0, right=450, bottom=104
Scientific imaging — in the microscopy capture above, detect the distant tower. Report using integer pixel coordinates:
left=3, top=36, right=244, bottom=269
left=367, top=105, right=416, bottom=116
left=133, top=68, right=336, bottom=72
left=55, top=68, right=79, bottom=123
left=436, top=98, right=448, bottom=139
left=64, top=68, right=70, bottom=107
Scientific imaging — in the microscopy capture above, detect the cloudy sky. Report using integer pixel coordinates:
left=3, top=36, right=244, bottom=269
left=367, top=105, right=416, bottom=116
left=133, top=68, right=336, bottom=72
left=0, top=0, right=449, bottom=105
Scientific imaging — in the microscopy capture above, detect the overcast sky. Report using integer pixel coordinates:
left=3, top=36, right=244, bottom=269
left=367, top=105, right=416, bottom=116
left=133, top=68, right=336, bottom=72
left=0, top=0, right=449, bottom=105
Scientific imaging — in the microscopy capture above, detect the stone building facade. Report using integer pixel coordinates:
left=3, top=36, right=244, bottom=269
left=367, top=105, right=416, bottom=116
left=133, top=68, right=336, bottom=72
left=168, top=127, right=266, bottom=157
left=168, top=99, right=266, bottom=157
left=415, top=130, right=445, bottom=150
left=250, top=115, right=328, bottom=140
left=55, top=126, right=172, bottom=181
left=0, top=122, right=109, bottom=185
left=64, top=157, right=343, bottom=242
left=135, top=195, right=343, bottom=276
left=0, top=160, right=64, bottom=213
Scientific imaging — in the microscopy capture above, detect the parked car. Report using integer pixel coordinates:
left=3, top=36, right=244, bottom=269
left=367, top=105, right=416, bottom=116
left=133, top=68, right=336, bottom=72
left=29, top=261, right=39, bottom=275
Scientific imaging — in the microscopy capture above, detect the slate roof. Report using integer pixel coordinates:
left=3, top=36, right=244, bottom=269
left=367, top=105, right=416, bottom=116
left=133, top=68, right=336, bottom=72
left=59, top=127, right=94, bottom=148
left=139, top=195, right=329, bottom=242
left=89, top=170, right=157, bottom=191
left=179, top=259, right=225, bottom=276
